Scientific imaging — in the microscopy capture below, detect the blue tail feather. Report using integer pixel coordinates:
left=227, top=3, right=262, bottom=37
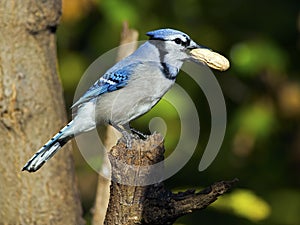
left=22, top=121, right=73, bottom=172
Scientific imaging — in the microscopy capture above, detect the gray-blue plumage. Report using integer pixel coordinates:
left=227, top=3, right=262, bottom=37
left=22, top=28, right=203, bottom=172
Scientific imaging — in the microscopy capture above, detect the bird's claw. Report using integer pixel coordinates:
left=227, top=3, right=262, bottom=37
left=120, top=131, right=136, bottom=149
left=130, top=127, right=147, bottom=140
left=109, top=121, right=146, bottom=148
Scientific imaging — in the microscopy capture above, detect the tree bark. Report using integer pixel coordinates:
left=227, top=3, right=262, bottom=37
left=0, top=1, right=84, bottom=224
left=104, top=134, right=238, bottom=225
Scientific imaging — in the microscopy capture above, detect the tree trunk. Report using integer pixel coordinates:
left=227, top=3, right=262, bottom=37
left=0, top=1, right=84, bottom=224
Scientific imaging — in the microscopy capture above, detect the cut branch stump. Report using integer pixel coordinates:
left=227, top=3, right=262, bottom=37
left=104, top=133, right=238, bottom=225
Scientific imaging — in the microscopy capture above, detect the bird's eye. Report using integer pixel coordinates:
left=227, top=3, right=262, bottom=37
left=174, top=38, right=182, bottom=45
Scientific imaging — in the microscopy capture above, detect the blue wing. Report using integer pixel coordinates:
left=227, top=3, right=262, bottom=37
left=72, top=63, right=139, bottom=109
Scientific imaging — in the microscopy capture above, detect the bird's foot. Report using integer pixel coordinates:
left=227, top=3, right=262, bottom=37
left=109, top=121, right=139, bottom=148
left=109, top=122, right=148, bottom=148
left=120, top=130, right=134, bottom=148
left=130, top=127, right=147, bottom=140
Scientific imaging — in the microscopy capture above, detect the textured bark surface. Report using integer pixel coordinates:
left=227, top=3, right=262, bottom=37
left=92, top=22, right=139, bottom=225
left=0, top=1, right=84, bottom=224
left=104, top=134, right=238, bottom=225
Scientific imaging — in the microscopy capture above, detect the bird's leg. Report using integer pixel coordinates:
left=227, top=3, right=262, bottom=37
left=130, top=127, right=147, bottom=140
left=123, top=123, right=147, bottom=140
left=109, top=121, right=133, bottom=148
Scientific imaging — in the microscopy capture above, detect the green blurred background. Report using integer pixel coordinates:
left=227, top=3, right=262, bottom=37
left=57, top=0, right=300, bottom=224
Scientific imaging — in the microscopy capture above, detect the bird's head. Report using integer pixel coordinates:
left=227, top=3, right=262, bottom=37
left=147, top=28, right=229, bottom=71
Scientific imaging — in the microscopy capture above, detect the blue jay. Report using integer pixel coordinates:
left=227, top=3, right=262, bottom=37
left=22, top=28, right=227, bottom=172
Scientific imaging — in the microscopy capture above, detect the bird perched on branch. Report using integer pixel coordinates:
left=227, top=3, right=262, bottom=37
left=22, top=28, right=229, bottom=172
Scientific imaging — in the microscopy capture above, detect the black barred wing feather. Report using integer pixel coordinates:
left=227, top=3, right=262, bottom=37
left=72, top=63, right=139, bottom=109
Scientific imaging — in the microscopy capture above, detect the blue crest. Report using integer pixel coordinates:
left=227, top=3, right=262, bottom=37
left=146, top=28, right=190, bottom=41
